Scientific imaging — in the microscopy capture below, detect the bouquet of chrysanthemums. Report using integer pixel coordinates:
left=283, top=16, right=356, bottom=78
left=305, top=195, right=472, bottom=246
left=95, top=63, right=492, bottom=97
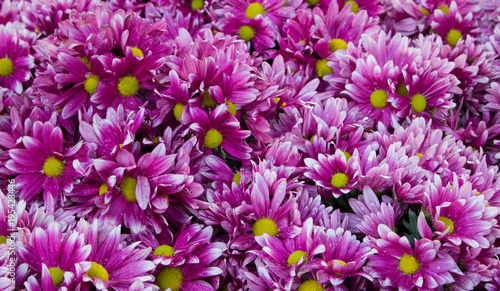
left=2, top=0, right=500, bottom=290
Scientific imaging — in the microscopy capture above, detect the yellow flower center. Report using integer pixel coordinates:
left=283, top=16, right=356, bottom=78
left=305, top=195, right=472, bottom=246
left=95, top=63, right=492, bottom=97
left=84, top=75, right=99, bottom=95
left=156, top=267, right=183, bottom=291
left=79, top=57, right=91, bottom=69
left=245, top=3, right=265, bottom=19
left=192, top=0, right=204, bottom=10
left=204, top=128, right=223, bottom=149
left=173, top=103, right=185, bottom=121
left=43, top=157, right=64, bottom=178
left=410, top=94, right=427, bottom=113
left=48, top=267, right=64, bottom=287
left=298, top=280, right=324, bottom=291
left=419, top=7, right=429, bottom=16
left=0, top=57, right=14, bottom=77
left=119, top=176, right=137, bottom=203
left=438, top=5, right=449, bottom=16
left=331, top=173, right=348, bottom=188
left=329, top=39, right=348, bottom=52
left=287, top=250, right=306, bottom=266
left=399, top=254, right=420, bottom=275
left=239, top=26, right=255, bottom=41
left=335, top=259, right=346, bottom=267
left=131, top=47, right=144, bottom=57
left=416, top=153, right=423, bottom=158
left=86, top=262, right=109, bottom=282
left=344, top=0, right=359, bottom=13
left=117, top=75, right=139, bottom=97
left=397, top=83, right=408, bottom=97
left=315, top=59, right=333, bottom=77
left=202, top=90, right=217, bottom=108
left=154, top=245, right=176, bottom=257
left=446, top=29, right=462, bottom=47
left=99, top=183, right=108, bottom=195
left=225, top=101, right=237, bottom=116
left=438, top=217, right=454, bottom=234
left=304, top=0, right=319, bottom=6
left=233, top=171, right=241, bottom=186
left=370, top=89, right=388, bottom=109
left=0, top=236, right=6, bottom=244
left=253, top=217, right=279, bottom=237
left=343, top=151, right=351, bottom=161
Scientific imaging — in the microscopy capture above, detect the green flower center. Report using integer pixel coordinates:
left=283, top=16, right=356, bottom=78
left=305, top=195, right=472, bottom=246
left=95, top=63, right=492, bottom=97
left=99, top=183, right=108, bottom=195
left=298, top=280, right=324, bottom=291
left=344, top=0, right=359, bottom=13
left=119, top=176, right=137, bottom=203
left=438, top=5, right=449, bottom=16
left=80, top=57, right=90, bottom=69
left=154, top=245, right=176, bottom=257
left=156, top=267, right=183, bottom=291
left=287, top=250, right=306, bottom=266
left=131, top=47, right=144, bottom=57
left=239, top=26, right=255, bottom=41
left=253, top=217, right=279, bottom=237
left=304, top=0, right=319, bottom=6
left=233, top=171, right=241, bottom=186
left=173, top=103, right=185, bottom=120
left=117, top=75, right=139, bottom=97
left=438, top=217, right=454, bottom=234
left=86, top=262, right=109, bottom=282
left=397, top=83, right=408, bottom=97
left=410, top=93, right=427, bottom=113
left=48, top=267, right=64, bottom=287
left=192, top=0, right=204, bottom=10
left=419, top=7, right=429, bottom=16
left=43, top=157, right=64, bottom=178
left=335, top=259, right=346, bottom=267
left=331, top=173, right=348, bottom=188
left=370, top=89, right=388, bottom=109
left=329, top=39, right=347, bottom=52
left=0, top=57, right=14, bottom=77
left=0, top=236, right=6, bottom=244
left=202, top=90, right=217, bottom=108
left=343, top=151, right=351, bottom=161
left=84, top=75, right=99, bottom=95
left=399, top=254, right=420, bottom=275
left=204, top=129, right=223, bottom=149
left=245, top=3, right=265, bottom=19
left=446, top=29, right=462, bottom=47
left=315, top=59, right=333, bottom=77
left=225, top=101, right=237, bottom=116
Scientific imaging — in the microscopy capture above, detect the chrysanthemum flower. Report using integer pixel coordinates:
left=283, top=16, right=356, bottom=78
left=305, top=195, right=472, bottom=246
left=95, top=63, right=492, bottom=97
left=75, top=219, right=156, bottom=290
left=222, top=13, right=275, bottom=50
left=431, top=1, right=477, bottom=47
left=190, top=104, right=252, bottom=160
left=0, top=26, right=34, bottom=94
left=6, top=122, right=83, bottom=213
left=336, top=0, right=385, bottom=16
left=367, top=224, right=456, bottom=290
left=304, top=149, right=361, bottom=197
left=17, top=222, right=91, bottom=290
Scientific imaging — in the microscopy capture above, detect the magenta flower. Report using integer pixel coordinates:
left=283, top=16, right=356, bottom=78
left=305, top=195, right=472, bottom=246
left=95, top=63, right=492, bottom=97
left=222, top=13, right=275, bottom=51
left=190, top=104, right=252, bottom=160
left=367, top=224, right=456, bottom=290
left=304, top=149, right=361, bottom=197
left=431, top=1, right=477, bottom=47
left=6, top=122, right=83, bottom=213
left=0, top=26, right=34, bottom=94
left=17, top=222, right=91, bottom=290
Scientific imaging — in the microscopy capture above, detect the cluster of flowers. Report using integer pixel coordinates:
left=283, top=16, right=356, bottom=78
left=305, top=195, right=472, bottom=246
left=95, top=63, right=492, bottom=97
left=1, top=0, right=500, bottom=289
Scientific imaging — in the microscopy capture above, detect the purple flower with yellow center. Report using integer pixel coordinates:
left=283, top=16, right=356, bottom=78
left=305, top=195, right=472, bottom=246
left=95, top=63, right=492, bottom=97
left=222, top=12, right=275, bottom=51
left=423, top=174, right=498, bottom=249
left=431, top=1, right=477, bottom=47
left=75, top=219, right=156, bottom=291
left=367, top=224, right=455, bottom=290
left=336, top=0, right=384, bottom=16
left=250, top=218, right=326, bottom=289
left=304, top=227, right=374, bottom=287
left=304, top=149, right=361, bottom=198
left=5, top=121, right=82, bottom=214
left=0, top=26, right=34, bottom=94
left=17, top=221, right=91, bottom=290
left=190, top=104, right=252, bottom=160
left=157, top=70, right=198, bottom=124
left=90, top=47, right=165, bottom=111
left=278, top=8, right=316, bottom=67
